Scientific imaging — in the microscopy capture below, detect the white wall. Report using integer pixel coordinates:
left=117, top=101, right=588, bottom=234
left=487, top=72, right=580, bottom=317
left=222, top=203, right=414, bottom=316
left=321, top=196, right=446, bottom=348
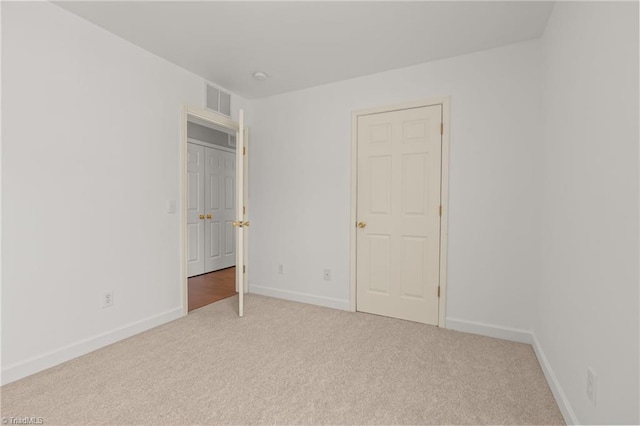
left=249, top=41, right=543, bottom=331
left=1, top=2, right=247, bottom=384
left=4, top=3, right=637, bottom=422
left=536, top=2, right=639, bottom=424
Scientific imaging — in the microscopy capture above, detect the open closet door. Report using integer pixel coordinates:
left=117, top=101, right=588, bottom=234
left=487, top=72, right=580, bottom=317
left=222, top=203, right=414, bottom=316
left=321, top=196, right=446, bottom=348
left=234, top=110, right=246, bottom=317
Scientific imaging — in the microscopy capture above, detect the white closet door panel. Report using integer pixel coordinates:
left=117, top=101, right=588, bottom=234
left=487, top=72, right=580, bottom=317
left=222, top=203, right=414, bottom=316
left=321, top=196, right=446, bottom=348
left=205, top=147, right=224, bottom=272
left=187, top=144, right=205, bottom=277
left=200, top=145, right=236, bottom=273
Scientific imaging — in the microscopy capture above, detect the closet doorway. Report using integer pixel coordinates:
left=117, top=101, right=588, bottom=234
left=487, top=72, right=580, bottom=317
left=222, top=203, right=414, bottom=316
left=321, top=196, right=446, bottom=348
left=186, top=117, right=238, bottom=312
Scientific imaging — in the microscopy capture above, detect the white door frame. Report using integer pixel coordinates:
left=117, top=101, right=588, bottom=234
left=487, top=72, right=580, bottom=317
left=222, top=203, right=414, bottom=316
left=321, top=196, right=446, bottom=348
left=349, top=97, right=450, bottom=327
left=187, top=137, right=237, bottom=154
left=181, top=105, right=246, bottom=315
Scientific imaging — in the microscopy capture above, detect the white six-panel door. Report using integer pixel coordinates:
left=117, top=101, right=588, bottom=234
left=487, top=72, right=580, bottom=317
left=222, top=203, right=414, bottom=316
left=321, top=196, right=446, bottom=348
left=187, top=144, right=205, bottom=277
left=204, top=147, right=222, bottom=271
left=204, top=148, right=236, bottom=272
left=188, top=142, right=236, bottom=278
left=356, top=105, right=442, bottom=325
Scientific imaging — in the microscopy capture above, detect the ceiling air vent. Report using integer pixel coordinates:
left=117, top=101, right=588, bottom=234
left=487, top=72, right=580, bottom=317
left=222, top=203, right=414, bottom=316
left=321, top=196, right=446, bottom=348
left=205, top=84, right=231, bottom=117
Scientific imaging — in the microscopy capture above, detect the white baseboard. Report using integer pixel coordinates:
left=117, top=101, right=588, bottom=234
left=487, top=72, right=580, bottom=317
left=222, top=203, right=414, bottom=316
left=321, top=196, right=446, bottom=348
left=249, top=283, right=350, bottom=311
left=2, top=299, right=579, bottom=426
left=445, top=317, right=533, bottom=344
left=531, top=334, right=579, bottom=425
left=445, top=317, right=577, bottom=425
left=1, top=307, right=183, bottom=386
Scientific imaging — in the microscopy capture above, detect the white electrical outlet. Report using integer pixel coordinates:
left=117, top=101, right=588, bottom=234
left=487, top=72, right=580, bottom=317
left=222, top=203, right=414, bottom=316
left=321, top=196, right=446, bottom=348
left=586, top=367, right=597, bottom=405
left=278, top=264, right=284, bottom=274
left=323, top=269, right=331, bottom=281
left=102, top=291, right=114, bottom=309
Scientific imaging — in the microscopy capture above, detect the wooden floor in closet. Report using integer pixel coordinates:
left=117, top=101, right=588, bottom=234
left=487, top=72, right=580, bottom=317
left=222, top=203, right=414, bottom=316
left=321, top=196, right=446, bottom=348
left=188, top=267, right=237, bottom=312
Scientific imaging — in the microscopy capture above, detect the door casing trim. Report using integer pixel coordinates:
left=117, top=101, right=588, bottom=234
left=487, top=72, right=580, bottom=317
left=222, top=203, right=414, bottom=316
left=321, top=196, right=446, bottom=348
left=349, top=97, right=451, bottom=328
left=181, top=105, right=242, bottom=316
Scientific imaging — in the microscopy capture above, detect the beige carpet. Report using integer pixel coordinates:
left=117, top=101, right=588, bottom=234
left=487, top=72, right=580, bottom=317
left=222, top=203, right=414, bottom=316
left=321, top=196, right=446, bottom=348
left=1, top=295, right=563, bottom=425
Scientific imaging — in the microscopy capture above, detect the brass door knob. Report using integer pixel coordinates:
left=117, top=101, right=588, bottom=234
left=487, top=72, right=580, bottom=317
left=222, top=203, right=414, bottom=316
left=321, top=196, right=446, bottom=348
left=199, top=214, right=205, bottom=220
left=206, top=214, right=212, bottom=219
left=243, top=221, right=250, bottom=227
left=357, top=222, right=367, bottom=228
left=232, top=221, right=243, bottom=228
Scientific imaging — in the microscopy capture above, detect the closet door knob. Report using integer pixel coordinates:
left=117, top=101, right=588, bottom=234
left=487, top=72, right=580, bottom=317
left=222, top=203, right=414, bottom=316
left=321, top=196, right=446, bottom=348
left=199, top=214, right=205, bottom=220
left=206, top=214, right=212, bottom=219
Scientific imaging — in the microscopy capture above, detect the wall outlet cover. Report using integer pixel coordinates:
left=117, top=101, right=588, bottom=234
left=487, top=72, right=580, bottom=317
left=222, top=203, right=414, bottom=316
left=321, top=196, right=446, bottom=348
left=323, top=269, right=331, bottom=281
left=102, top=291, right=114, bottom=309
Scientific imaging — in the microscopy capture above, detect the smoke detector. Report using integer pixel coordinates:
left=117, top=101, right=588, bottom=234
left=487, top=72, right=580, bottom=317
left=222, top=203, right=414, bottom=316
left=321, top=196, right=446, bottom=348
left=252, top=71, right=268, bottom=81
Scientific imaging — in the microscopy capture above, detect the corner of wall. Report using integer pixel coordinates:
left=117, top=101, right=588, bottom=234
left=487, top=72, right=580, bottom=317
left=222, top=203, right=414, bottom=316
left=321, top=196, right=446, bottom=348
left=443, top=317, right=577, bottom=425
left=530, top=333, right=579, bottom=425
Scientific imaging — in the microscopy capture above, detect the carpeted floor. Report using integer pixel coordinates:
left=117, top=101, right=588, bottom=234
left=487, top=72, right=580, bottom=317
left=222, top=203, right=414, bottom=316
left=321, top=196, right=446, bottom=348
left=1, top=295, right=564, bottom=425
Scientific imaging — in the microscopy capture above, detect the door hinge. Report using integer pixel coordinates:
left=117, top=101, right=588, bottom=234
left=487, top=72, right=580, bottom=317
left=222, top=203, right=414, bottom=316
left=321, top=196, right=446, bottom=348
left=243, top=147, right=246, bottom=155
left=243, top=265, right=246, bottom=274
left=437, top=286, right=440, bottom=298
left=439, top=205, right=442, bottom=217
left=440, top=122, right=443, bottom=135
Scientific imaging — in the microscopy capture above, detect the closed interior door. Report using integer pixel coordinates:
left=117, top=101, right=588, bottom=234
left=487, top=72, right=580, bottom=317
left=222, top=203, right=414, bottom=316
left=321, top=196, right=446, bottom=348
left=187, top=144, right=205, bottom=277
left=356, top=105, right=442, bottom=325
left=204, top=147, right=223, bottom=271
left=204, top=147, right=236, bottom=271
left=189, top=143, right=236, bottom=277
